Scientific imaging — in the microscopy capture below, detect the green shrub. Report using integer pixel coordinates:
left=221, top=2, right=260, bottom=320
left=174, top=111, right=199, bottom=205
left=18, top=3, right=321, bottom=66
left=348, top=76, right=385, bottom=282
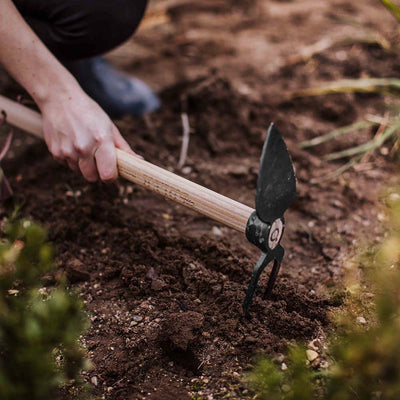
left=246, top=188, right=400, bottom=399
left=0, top=218, right=90, bottom=400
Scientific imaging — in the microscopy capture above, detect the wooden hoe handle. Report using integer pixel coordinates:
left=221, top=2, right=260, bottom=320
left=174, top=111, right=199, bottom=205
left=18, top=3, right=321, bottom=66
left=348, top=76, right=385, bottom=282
left=0, top=95, right=254, bottom=233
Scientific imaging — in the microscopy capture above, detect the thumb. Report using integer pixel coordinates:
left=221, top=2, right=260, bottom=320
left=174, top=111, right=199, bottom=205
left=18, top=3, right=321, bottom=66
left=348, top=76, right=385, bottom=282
left=113, top=127, right=142, bottom=158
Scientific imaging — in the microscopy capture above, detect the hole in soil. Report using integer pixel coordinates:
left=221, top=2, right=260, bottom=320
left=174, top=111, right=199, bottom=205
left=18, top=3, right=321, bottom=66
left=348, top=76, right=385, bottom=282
left=162, top=344, right=203, bottom=375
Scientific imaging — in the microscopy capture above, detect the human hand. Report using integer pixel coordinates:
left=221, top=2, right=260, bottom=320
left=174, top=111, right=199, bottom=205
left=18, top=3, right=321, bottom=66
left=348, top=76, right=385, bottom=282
left=39, top=90, right=136, bottom=182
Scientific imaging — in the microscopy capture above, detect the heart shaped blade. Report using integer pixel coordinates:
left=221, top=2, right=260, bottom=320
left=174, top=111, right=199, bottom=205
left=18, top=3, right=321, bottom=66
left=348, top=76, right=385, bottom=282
left=255, top=124, right=297, bottom=223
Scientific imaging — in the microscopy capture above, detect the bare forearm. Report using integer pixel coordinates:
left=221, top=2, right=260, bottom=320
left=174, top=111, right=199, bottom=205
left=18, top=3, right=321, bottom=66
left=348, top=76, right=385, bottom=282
left=0, top=0, right=136, bottom=182
left=0, top=0, right=80, bottom=105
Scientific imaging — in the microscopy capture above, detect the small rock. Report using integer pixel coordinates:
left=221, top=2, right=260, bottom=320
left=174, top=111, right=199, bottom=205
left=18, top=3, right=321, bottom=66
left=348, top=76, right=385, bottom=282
left=306, top=349, right=319, bottom=362
left=320, top=360, right=329, bottom=369
left=133, top=315, right=143, bottom=322
left=232, top=372, right=240, bottom=379
left=151, top=279, right=166, bottom=291
left=245, top=336, right=257, bottom=344
left=66, top=258, right=90, bottom=283
left=274, top=353, right=285, bottom=363
left=181, top=166, right=192, bottom=175
left=308, top=339, right=319, bottom=351
left=146, top=267, right=159, bottom=280
left=91, top=376, right=98, bottom=386
left=357, top=316, right=367, bottom=324
left=211, top=226, right=223, bottom=236
left=281, top=363, right=288, bottom=371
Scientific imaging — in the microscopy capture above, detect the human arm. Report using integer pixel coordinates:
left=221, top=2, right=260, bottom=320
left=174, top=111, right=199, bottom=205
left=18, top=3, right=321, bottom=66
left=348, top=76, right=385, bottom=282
left=0, top=0, right=135, bottom=182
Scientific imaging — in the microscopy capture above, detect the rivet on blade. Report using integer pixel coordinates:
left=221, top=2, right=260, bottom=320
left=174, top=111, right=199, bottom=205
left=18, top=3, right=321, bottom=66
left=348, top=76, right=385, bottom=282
left=268, top=219, right=284, bottom=250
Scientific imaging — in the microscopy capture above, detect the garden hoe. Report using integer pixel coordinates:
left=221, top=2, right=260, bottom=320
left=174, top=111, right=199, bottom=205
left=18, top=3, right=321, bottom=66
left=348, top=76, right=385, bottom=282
left=0, top=94, right=297, bottom=313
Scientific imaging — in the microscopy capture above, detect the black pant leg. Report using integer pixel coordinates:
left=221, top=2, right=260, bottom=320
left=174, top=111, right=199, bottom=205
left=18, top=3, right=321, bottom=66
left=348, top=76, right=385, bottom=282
left=12, top=0, right=148, bottom=60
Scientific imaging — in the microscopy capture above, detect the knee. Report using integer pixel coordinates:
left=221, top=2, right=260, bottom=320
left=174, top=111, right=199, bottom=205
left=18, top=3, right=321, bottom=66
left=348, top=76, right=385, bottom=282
left=56, top=0, right=148, bottom=59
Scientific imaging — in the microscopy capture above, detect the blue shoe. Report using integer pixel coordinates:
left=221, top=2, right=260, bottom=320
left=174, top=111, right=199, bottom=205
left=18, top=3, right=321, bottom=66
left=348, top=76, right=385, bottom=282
left=67, top=57, right=160, bottom=118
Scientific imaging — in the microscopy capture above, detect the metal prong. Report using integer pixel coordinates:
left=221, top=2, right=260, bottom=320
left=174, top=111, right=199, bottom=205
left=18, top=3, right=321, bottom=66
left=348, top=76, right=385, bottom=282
left=242, top=246, right=284, bottom=314
left=242, top=252, right=273, bottom=313
left=264, top=260, right=281, bottom=299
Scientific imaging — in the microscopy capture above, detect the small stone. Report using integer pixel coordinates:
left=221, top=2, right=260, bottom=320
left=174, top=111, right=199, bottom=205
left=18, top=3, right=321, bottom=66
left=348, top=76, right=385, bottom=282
left=66, top=258, right=90, bottom=283
left=245, top=336, right=257, bottom=344
left=133, top=315, right=143, bottom=322
left=274, top=353, right=285, bottom=363
left=320, top=360, right=329, bottom=369
left=357, top=316, right=367, bottom=324
left=306, top=349, right=319, bottom=362
left=202, top=332, right=211, bottom=338
left=146, top=267, right=158, bottom=280
left=151, top=279, right=166, bottom=291
left=181, top=166, right=192, bottom=175
left=281, top=363, right=288, bottom=371
left=91, top=376, right=98, bottom=386
left=308, top=339, right=319, bottom=351
left=211, top=226, right=223, bottom=236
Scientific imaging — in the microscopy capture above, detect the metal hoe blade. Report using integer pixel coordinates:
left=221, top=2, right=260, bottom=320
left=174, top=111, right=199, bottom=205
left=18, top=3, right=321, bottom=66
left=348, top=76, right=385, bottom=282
left=243, top=124, right=296, bottom=313
left=256, top=124, right=297, bottom=223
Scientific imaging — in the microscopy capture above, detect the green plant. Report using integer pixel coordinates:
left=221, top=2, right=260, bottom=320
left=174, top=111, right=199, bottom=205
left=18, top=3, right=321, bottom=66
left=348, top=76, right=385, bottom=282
left=245, top=346, right=315, bottom=400
left=246, top=188, right=400, bottom=399
left=0, top=218, right=91, bottom=400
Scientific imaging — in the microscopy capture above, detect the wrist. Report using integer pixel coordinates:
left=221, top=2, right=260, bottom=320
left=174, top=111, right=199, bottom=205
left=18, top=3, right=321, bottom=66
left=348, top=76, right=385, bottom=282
left=29, top=66, right=82, bottom=109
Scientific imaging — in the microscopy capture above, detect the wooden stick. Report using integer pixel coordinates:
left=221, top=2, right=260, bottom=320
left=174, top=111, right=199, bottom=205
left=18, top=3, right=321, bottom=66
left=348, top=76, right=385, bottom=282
left=0, top=94, right=254, bottom=233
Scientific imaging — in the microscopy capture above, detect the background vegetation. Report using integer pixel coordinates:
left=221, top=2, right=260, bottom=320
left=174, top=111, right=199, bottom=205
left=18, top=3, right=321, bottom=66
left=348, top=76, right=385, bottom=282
left=0, top=218, right=90, bottom=400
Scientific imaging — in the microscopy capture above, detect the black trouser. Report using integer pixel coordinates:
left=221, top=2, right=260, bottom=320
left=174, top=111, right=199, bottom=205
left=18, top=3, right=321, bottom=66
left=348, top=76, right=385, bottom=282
left=13, top=0, right=148, bottom=61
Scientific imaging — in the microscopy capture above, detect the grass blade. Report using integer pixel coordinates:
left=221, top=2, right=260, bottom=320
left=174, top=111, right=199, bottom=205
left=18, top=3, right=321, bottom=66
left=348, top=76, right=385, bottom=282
left=380, top=0, right=400, bottom=23
left=325, top=117, right=400, bottom=161
left=289, top=78, right=400, bottom=98
left=300, top=120, right=378, bottom=149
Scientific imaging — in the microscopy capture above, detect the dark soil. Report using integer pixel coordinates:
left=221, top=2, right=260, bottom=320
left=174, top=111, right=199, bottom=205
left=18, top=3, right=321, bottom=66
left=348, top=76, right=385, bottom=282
left=0, top=0, right=398, bottom=398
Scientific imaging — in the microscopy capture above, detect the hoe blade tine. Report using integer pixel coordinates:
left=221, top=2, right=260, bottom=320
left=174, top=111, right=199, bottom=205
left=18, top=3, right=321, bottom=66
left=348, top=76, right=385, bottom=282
left=264, top=260, right=281, bottom=299
left=242, top=246, right=285, bottom=313
left=256, top=124, right=297, bottom=223
left=243, top=252, right=273, bottom=313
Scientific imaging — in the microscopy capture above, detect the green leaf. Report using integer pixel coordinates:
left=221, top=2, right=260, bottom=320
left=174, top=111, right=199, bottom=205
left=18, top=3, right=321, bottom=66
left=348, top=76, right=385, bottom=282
left=380, top=0, right=400, bottom=23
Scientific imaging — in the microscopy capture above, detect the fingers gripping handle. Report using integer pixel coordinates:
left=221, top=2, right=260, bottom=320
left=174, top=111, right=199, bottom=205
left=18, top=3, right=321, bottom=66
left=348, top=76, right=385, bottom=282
left=0, top=95, right=254, bottom=232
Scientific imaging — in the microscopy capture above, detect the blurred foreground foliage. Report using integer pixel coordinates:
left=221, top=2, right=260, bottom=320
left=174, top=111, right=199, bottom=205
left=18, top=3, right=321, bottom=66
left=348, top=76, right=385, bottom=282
left=0, top=218, right=90, bottom=400
left=246, top=187, right=400, bottom=399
